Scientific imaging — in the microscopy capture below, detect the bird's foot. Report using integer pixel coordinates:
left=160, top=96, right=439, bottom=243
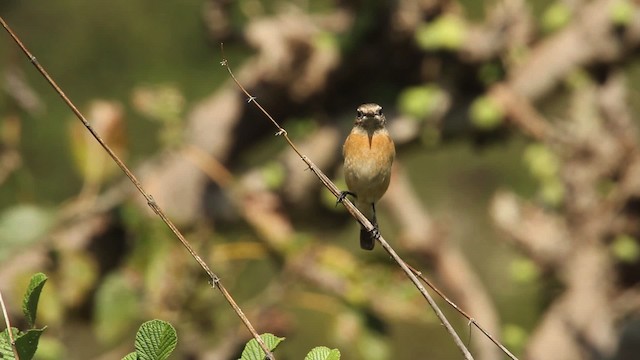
left=370, top=226, right=380, bottom=240
left=336, top=191, right=356, bottom=207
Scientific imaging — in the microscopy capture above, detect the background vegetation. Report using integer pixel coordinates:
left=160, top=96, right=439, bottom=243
left=2, top=0, right=640, bottom=359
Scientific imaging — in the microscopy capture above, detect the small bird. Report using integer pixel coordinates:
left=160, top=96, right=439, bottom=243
left=340, top=103, right=395, bottom=250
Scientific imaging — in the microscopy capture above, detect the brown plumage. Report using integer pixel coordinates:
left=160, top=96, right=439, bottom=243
left=342, top=103, right=395, bottom=250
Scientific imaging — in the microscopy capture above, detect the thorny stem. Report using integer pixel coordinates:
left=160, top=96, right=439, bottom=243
left=0, top=17, right=274, bottom=360
left=220, top=43, right=478, bottom=360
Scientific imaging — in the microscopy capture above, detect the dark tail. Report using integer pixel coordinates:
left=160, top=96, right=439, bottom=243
left=360, top=226, right=375, bottom=250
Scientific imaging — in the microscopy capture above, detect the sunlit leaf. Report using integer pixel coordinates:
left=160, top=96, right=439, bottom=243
left=122, top=352, right=138, bottom=360
left=22, top=272, right=47, bottom=328
left=135, top=320, right=177, bottom=360
left=239, top=333, right=284, bottom=360
left=305, top=346, right=341, bottom=360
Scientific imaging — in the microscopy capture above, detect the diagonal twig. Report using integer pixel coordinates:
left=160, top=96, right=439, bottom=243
left=220, top=43, right=475, bottom=360
left=406, top=264, right=518, bottom=360
left=0, top=17, right=274, bottom=360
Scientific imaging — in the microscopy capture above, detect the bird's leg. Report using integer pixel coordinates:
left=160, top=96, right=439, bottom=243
left=370, top=202, right=380, bottom=239
left=336, top=191, right=357, bottom=206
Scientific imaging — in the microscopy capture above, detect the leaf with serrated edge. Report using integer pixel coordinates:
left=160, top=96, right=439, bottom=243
left=22, top=273, right=47, bottom=328
left=15, top=327, right=46, bottom=360
left=1, top=328, right=20, bottom=360
left=134, top=320, right=177, bottom=360
left=305, top=346, right=341, bottom=360
left=239, top=333, right=284, bottom=360
left=122, top=352, right=138, bottom=360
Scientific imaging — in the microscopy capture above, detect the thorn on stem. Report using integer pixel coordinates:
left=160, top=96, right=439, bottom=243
left=247, top=96, right=256, bottom=103
left=220, top=59, right=228, bottom=67
left=275, top=129, right=287, bottom=136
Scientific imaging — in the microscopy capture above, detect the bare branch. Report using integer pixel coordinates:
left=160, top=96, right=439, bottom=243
left=220, top=43, right=476, bottom=360
left=0, top=16, right=274, bottom=360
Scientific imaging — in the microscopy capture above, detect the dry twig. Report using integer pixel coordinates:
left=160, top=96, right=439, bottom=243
left=0, top=16, right=274, bottom=360
left=0, top=290, right=20, bottom=360
left=220, top=43, right=475, bottom=360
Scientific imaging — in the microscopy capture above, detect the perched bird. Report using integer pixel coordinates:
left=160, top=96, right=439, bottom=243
left=340, top=103, right=395, bottom=250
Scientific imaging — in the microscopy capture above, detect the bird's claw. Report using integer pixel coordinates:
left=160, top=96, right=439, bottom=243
left=370, top=226, right=380, bottom=240
left=336, top=191, right=356, bottom=207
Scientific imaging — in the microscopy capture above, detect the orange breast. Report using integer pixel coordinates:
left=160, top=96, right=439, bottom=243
left=343, top=130, right=395, bottom=205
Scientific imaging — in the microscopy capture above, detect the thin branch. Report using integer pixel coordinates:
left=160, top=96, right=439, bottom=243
left=406, top=264, right=519, bottom=360
left=0, top=290, right=20, bottom=360
left=220, top=43, right=475, bottom=360
left=0, top=17, right=274, bottom=360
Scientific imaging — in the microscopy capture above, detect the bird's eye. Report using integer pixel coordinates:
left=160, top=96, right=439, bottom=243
left=356, top=109, right=363, bottom=117
left=376, top=107, right=383, bottom=116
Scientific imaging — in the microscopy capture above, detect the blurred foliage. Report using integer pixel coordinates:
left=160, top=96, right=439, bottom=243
left=611, top=235, right=640, bottom=264
left=0, top=205, right=54, bottom=262
left=470, top=96, right=505, bottom=130
left=415, top=15, right=467, bottom=51
left=541, top=2, right=572, bottom=33
left=94, top=273, right=140, bottom=345
left=398, top=84, right=446, bottom=121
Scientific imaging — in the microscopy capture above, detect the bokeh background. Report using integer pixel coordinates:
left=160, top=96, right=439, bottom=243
left=2, top=0, right=640, bottom=359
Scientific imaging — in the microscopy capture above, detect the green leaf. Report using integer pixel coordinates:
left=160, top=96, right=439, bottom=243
left=305, top=346, right=341, bottom=360
left=22, top=272, right=48, bottom=328
left=239, top=333, right=284, bottom=360
left=0, top=328, right=20, bottom=360
left=134, top=320, right=177, bottom=360
left=14, top=327, right=46, bottom=360
left=122, top=352, right=138, bottom=360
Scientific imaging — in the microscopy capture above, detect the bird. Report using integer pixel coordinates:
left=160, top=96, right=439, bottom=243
left=339, top=103, right=395, bottom=250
